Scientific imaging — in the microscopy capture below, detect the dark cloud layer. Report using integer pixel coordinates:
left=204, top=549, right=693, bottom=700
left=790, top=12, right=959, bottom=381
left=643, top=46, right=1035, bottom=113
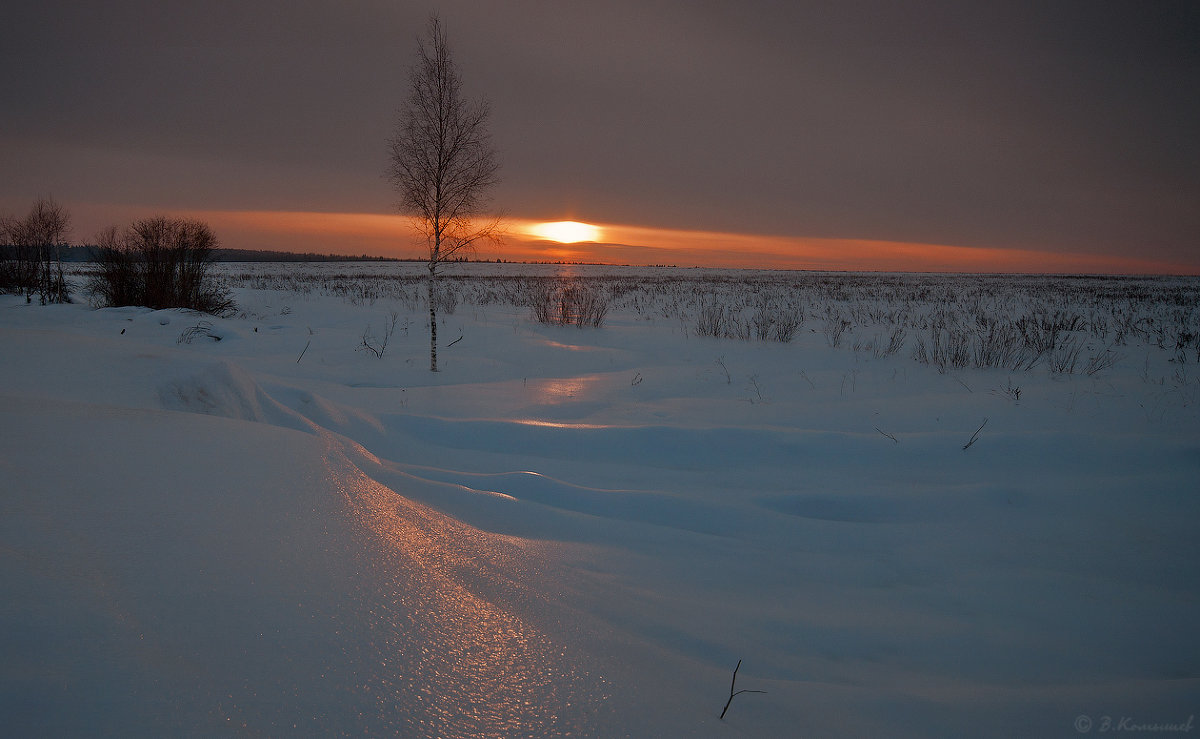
left=3, top=1, right=1197, bottom=266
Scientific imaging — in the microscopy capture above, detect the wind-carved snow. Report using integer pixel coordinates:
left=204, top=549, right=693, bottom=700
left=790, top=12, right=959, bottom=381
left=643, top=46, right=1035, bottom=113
left=1, top=374, right=613, bottom=737
left=3, top=266, right=1199, bottom=737
left=151, top=356, right=620, bottom=735
left=315, top=433, right=610, bottom=738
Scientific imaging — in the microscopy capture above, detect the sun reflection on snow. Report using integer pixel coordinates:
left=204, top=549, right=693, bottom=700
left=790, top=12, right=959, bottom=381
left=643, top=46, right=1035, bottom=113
left=532, top=377, right=588, bottom=403
left=524, top=374, right=613, bottom=407
left=318, top=435, right=606, bottom=737
left=537, top=339, right=603, bottom=352
left=513, top=419, right=613, bottom=430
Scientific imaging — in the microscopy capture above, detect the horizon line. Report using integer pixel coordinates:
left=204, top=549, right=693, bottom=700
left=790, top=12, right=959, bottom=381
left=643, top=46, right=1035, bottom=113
left=51, top=203, right=1200, bottom=277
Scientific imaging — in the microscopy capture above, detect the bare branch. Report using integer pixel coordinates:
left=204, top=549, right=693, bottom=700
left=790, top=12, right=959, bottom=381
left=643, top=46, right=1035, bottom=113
left=719, top=659, right=767, bottom=720
left=963, top=418, right=988, bottom=450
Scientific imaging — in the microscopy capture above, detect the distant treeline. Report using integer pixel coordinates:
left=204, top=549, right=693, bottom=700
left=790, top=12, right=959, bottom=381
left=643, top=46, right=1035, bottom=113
left=0, top=245, right=409, bottom=263
left=212, top=248, right=408, bottom=263
left=3, top=244, right=605, bottom=266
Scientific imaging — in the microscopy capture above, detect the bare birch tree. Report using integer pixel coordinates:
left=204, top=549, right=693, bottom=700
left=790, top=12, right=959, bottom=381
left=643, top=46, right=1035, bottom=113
left=388, top=15, right=501, bottom=372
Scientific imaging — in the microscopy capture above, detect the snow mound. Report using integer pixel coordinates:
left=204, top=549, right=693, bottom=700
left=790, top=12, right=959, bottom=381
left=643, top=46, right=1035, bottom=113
left=158, top=360, right=313, bottom=434
left=375, top=463, right=742, bottom=540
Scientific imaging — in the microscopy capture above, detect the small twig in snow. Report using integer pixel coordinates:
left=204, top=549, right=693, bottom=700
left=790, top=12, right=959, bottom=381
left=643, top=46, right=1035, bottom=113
left=448, top=334, right=464, bottom=347
left=748, top=374, right=765, bottom=403
left=177, top=320, right=218, bottom=344
left=715, top=356, right=731, bottom=384
left=296, top=338, right=311, bottom=364
left=719, top=659, right=767, bottom=720
left=963, top=418, right=988, bottom=450
left=875, top=427, right=899, bottom=444
left=358, top=313, right=397, bottom=358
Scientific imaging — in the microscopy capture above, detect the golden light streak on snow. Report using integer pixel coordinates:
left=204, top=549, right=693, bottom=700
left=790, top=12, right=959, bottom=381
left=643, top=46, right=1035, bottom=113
left=318, top=434, right=606, bottom=736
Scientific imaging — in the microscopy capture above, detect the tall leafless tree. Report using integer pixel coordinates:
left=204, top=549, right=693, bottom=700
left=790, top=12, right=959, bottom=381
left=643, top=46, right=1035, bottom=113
left=388, top=15, right=500, bottom=372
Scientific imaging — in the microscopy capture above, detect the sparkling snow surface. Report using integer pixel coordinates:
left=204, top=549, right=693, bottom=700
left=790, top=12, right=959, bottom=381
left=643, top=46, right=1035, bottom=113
left=2, top=264, right=1198, bottom=737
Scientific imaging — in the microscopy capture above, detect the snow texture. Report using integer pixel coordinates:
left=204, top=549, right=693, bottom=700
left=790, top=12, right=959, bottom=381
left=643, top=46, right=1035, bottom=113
left=2, top=264, right=1198, bottom=737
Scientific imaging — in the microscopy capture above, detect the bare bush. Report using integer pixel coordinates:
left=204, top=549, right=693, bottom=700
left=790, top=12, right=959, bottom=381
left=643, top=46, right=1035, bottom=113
left=874, top=327, right=907, bottom=358
left=527, top=278, right=610, bottom=328
left=749, top=297, right=803, bottom=343
left=431, top=279, right=459, bottom=315
left=177, top=320, right=220, bottom=344
left=696, top=301, right=733, bottom=338
left=0, top=215, right=24, bottom=294
left=1049, top=336, right=1082, bottom=374
left=993, top=378, right=1021, bottom=403
left=89, top=216, right=234, bottom=315
left=973, top=320, right=1025, bottom=370
left=913, top=324, right=971, bottom=373
left=358, top=312, right=399, bottom=358
left=772, top=311, right=802, bottom=342
left=823, top=315, right=850, bottom=347
left=1085, top=346, right=1122, bottom=376
left=1, top=197, right=72, bottom=303
left=750, top=298, right=774, bottom=341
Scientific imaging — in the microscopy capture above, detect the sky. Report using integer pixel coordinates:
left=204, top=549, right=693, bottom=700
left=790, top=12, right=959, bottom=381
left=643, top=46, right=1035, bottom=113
left=2, top=1, right=1198, bottom=273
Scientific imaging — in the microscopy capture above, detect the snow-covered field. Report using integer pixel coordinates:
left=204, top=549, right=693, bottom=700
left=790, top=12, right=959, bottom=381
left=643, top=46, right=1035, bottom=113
left=3, top=263, right=1198, bottom=737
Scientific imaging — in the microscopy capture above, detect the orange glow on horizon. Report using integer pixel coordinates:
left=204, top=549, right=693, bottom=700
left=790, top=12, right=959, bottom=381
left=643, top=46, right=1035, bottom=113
left=514, top=220, right=1193, bottom=275
left=70, top=205, right=1197, bottom=275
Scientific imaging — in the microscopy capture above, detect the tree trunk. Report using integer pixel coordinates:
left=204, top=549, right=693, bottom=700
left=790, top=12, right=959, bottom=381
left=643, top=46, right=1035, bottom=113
left=428, top=271, right=438, bottom=372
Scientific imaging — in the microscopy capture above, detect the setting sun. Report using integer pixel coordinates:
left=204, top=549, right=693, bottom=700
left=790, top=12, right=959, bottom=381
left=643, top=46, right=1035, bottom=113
left=527, top=221, right=602, bottom=243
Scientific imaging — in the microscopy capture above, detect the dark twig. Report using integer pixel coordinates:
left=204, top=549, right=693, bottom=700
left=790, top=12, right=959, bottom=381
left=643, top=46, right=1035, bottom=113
left=296, top=338, right=311, bottom=364
left=963, top=418, right=988, bottom=450
left=447, top=334, right=464, bottom=347
left=875, top=426, right=899, bottom=444
left=719, top=659, right=767, bottom=720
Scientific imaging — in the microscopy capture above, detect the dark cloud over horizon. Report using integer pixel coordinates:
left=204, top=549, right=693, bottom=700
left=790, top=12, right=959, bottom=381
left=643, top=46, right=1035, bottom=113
left=3, top=1, right=1197, bottom=267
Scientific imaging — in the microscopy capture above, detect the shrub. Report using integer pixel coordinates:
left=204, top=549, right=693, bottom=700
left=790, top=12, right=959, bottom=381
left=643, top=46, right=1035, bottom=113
left=89, top=216, right=234, bottom=315
left=823, top=315, right=850, bottom=348
left=526, top=277, right=609, bottom=328
left=873, top=327, right=907, bottom=358
left=1, top=197, right=71, bottom=304
left=973, top=320, right=1024, bottom=369
left=1049, top=335, right=1082, bottom=374
left=913, top=323, right=971, bottom=373
left=772, top=311, right=802, bottom=343
left=695, top=301, right=732, bottom=338
left=750, top=298, right=775, bottom=341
